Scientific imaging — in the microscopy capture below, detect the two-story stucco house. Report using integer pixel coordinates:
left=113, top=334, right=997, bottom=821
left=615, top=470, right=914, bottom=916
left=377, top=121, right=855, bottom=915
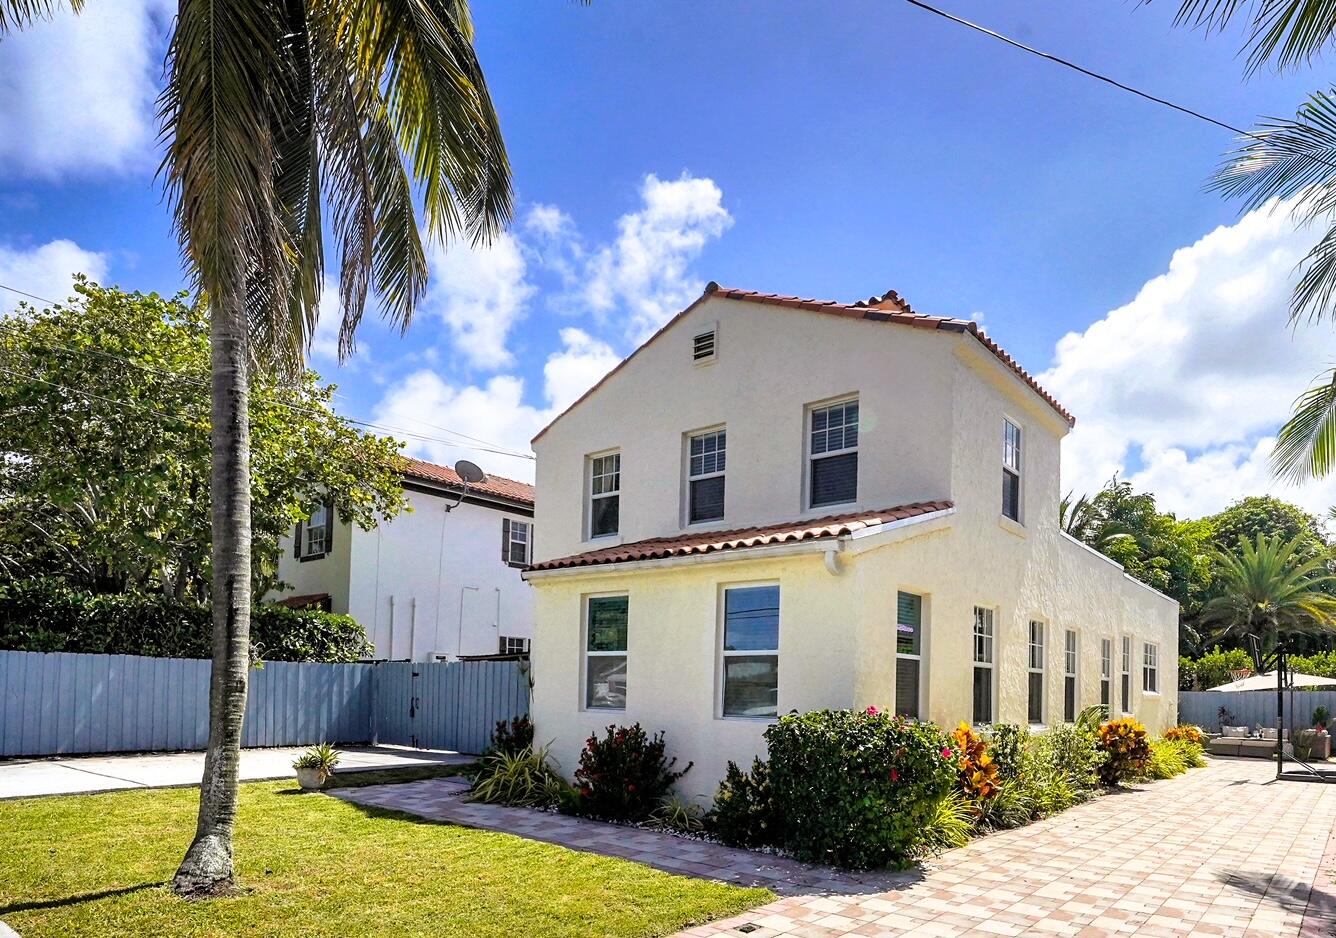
left=272, top=457, right=535, bottom=661
left=524, top=282, right=1179, bottom=803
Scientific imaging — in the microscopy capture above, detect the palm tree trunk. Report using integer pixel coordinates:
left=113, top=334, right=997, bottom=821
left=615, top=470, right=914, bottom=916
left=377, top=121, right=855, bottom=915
left=173, top=287, right=252, bottom=897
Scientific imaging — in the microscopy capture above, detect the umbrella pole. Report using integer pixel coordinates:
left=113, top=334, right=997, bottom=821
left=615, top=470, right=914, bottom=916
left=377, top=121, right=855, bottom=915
left=1277, top=656, right=1286, bottom=779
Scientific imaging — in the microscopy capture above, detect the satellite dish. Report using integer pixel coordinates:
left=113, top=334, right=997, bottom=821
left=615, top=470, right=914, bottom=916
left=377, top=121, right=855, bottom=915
left=454, top=459, right=488, bottom=485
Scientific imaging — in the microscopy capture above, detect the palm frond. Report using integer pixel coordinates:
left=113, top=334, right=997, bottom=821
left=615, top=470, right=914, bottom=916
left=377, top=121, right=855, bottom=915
left=0, top=0, right=81, bottom=32
left=1272, top=368, right=1336, bottom=481
left=1211, top=91, right=1336, bottom=219
left=1168, top=0, right=1336, bottom=72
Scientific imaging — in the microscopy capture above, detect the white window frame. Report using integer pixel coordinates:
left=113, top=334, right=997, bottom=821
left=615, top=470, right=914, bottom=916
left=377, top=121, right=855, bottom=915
left=895, top=590, right=928, bottom=720
left=1003, top=418, right=1022, bottom=523
left=806, top=396, right=859, bottom=510
left=1143, top=642, right=1160, bottom=695
left=1120, top=635, right=1133, bottom=715
left=586, top=450, right=621, bottom=539
left=583, top=593, right=628, bottom=711
left=1063, top=629, right=1078, bottom=723
left=499, top=636, right=530, bottom=655
left=1100, top=638, right=1113, bottom=713
left=1027, top=619, right=1046, bottom=726
left=972, top=606, right=996, bottom=726
left=505, top=519, right=531, bottom=566
left=718, top=581, right=780, bottom=721
left=301, top=503, right=331, bottom=559
left=685, top=426, right=727, bottom=525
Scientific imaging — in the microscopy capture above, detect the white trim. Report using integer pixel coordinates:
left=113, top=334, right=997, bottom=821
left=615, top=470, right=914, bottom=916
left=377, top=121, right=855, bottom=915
left=582, top=592, right=628, bottom=712
left=805, top=395, right=860, bottom=510
left=716, top=580, right=781, bottom=721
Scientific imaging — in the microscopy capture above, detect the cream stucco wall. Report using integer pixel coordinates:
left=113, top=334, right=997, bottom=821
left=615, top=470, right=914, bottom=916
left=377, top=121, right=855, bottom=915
left=527, top=290, right=1180, bottom=803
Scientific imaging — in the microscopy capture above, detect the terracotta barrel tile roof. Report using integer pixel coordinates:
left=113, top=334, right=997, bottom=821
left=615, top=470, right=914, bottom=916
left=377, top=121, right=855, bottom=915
left=527, top=500, right=952, bottom=572
left=399, top=456, right=535, bottom=506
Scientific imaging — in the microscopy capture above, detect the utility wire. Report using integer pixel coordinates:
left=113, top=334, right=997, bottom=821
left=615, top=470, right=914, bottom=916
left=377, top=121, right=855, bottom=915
left=0, top=284, right=534, bottom=462
left=898, top=0, right=1255, bottom=138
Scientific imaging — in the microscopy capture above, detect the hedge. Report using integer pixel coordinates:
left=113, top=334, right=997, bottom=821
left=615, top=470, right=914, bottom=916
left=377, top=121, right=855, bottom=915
left=0, top=578, right=371, bottom=663
left=1180, top=646, right=1336, bottom=690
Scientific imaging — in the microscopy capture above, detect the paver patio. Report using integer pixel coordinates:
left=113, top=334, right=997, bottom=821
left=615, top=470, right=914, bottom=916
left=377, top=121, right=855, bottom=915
left=334, top=757, right=1336, bottom=937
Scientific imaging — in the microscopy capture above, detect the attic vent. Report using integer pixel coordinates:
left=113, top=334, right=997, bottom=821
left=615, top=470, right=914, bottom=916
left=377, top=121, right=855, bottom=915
left=692, top=327, right=716, bottom=363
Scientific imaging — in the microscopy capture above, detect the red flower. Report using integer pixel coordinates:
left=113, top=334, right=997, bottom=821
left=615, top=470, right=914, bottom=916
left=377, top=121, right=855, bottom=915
left=889, top=768, right=900, bottom=782
left=941, top=747, right=954, bottom=759
left=864, top=705, right=880, bottom=716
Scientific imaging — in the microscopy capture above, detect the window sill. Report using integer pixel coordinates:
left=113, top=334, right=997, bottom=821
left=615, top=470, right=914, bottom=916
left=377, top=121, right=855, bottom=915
left=1028, top=723, right=1048, bottom=732
left=298, top=552, right=329, bottom=563
left=583, top=706, right=626, bottom=714
left=998, top=515, right=1027, bottom=539
left=716, top=714, right=778, bottom=724
left=1142, top=691, right=1161, bottom=698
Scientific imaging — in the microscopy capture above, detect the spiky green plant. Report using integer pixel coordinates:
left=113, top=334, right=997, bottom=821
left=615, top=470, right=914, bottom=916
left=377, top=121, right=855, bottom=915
left=648, top=794, right=706, bottom=834
left=1199, top=533, right=1336, bottom=650
left=470, top=746, right=566, bottom=809
left=918, top=790, right=974, bottom=853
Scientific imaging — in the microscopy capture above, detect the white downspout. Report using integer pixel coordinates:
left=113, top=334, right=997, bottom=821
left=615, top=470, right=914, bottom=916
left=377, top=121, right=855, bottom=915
left=824, top=538, right=847, bottom=576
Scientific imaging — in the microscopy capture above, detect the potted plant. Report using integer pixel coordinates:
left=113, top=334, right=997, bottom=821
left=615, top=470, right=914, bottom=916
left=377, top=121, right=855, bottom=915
left=1314, top=706, right=1330, bottom=735
left=293, top=743, right=341, bottom=790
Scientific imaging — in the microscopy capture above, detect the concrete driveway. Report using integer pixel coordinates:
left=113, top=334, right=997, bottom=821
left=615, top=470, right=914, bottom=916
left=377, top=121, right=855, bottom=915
left=0, top=744, right=470, bottom=799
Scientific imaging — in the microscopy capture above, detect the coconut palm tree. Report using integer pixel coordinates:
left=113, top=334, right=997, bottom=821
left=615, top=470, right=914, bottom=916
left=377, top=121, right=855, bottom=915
left=0, top=0, right=510, bottom=896
left=1157, top=1, right=1336, bottom=479
left=1199, top=533, right=1336, bottom=652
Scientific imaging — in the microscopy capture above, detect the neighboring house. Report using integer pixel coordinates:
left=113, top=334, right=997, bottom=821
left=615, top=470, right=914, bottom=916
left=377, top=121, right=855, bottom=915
left=273, top=457, right=535, bottom=661
left=524, top=281, right=1179, bottom=803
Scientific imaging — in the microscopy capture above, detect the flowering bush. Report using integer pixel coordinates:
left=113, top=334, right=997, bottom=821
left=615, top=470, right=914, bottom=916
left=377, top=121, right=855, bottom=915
left=488, top=715, right=534, bottom=758
left=950, top=722, right=1000, bottom=802
left=573, top=724, right=691, bottom=822
left=1162, top=724, right=1203, bottom=745
left=764, top=709, right=956, bottom=869
left=1097, top=717, right=1151, bottom=784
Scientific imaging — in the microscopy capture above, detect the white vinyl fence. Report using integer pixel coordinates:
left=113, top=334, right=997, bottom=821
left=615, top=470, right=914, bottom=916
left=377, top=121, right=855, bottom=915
left=0, top=650, right=528, bottom=758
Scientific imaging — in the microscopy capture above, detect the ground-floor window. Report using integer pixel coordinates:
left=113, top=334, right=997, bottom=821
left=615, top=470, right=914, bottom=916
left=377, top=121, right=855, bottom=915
left=1027, top=620, right=1045, bottom=725
left=585, top=595, right=628, bottom=710
left=1120, top=635, right=1132, bottom=714
left=721, top=584, right=780, bottom=718
left=972, top=606, right=994, bottom=725
left=1063, top=629, right=1078, bottom=723
left=1143, top=642, right=1159, bottom=694
left=1100, top=638, right=1112, bottom=711
left=896, top=591, right=925, bottom=719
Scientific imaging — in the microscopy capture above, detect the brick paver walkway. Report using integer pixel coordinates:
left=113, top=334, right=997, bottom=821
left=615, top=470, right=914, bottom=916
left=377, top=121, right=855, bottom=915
left=331, top=758, right=1336, bottom=937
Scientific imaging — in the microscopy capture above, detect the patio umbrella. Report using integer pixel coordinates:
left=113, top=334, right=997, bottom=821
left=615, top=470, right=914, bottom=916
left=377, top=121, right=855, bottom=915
left=1210, top=672, right=1336, bottom=691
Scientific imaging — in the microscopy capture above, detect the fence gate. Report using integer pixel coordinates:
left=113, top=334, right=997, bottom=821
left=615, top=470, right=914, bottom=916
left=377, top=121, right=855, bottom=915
left=372, top=659, right=529, bottom=755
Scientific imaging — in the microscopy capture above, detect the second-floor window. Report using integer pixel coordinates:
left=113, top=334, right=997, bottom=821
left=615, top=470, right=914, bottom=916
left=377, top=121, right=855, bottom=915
left=809, top=398, right=859, bottom=509
left=296, top=503, right=331, bottom=560
left=502, top=519, right=531, bottom=566
left=1002, top=419, right=1022, bottom=522
left=688, top=429, right=726, bottom=523
left=588, top=452, right=620, bottom=538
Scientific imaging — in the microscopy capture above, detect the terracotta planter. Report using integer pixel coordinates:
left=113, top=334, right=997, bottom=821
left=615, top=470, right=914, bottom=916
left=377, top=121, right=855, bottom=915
left=295, top=766, right=330, bottom=790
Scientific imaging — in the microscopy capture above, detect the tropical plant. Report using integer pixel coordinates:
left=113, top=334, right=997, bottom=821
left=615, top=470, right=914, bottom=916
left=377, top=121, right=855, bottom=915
left=707, top=758, right=780, bottom=849
left=1098, top=718, right=1152, bottom=785
left=647, top=794, right=706, bottom=834
left=974, top=780, right=1034, bottom=830
left=470, top=746, right=567, bottom=809
left=1031, top=721, right=1106, bottom=793
left=1315, top=705, right=1331, bottom=729
left=1198, top=533, right=1336, bottom=651
left=488, top=716, right=535, bottom=758
left=950, top=722, right=1000, bottom=802
left=0, top=0, right=511, bottom=896
left=1163, top=724, right=1205, bottom=745
left=573, top=724, right=691, bottom=822
left=1145, top=738, right=1206, bottom=779
left=986, top=723, right=1029, bottom=782
left=918, top=790, right=975, bottom=853
left=293, top=743, right=340, bottom=779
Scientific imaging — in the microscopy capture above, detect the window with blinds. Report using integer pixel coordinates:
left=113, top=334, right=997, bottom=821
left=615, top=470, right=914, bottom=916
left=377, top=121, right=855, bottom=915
left=1027, top=620, right=1045, bottom=725
left=896, top=591, right=924, bottom=719
left=687, top=428, right=726, bottom=523
left=809, top=399, right=859, bottom=508
left=1002, top=419, right=1022, bottom=522
left=972, top=606, right=994, bottom=725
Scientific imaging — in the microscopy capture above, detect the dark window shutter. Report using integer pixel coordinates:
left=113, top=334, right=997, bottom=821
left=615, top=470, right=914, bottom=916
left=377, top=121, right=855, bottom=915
left=294, top=521, right=303, bottom=558
left=527, top=524, right=534, bottom=564
left=502, top=518, right=511, bottom=563
left=810, top=452, right=857, bottom=507
left=324, top=501, right=334, bottom=553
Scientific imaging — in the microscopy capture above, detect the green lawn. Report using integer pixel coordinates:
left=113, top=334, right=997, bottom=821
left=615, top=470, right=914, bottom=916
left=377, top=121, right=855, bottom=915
left=0, top=781, right=771, bottom=938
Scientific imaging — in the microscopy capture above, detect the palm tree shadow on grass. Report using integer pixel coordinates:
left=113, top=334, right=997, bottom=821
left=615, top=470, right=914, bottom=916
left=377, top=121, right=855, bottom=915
left=0, top=882, right=164, bottom=914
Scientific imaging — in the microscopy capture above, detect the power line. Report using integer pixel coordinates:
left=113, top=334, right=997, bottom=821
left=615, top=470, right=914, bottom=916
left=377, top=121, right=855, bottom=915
left=0, top=284, right=534, bottom=461
left=898, top=0, right=1255, bottom=139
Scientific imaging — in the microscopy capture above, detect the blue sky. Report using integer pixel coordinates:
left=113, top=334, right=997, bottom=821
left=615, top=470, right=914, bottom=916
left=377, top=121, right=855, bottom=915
left=2, top=0, right=1333, bottom=516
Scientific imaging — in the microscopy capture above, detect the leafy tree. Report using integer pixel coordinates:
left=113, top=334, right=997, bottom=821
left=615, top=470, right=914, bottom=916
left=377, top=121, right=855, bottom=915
left=1199, top=533, right=1336, bottom=652
left=1, top=0, right=510, bottom=895
left=0, top=280, right=407, bottom=601
left=1206, top=496, right=1327, bottom=560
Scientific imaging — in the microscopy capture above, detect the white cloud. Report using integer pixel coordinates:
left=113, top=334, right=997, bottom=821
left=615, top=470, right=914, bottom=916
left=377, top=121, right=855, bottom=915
left=371, top=329, right=619, bottom=483
left=423, top=231, right=533, bottom=370
left=0, top=239, right=108, bottom=313
left=1041, top=200, right=1336, bottom=518
left=0, top=0, right=170, bottom=178
left=581, top=173, right=733, bottom=342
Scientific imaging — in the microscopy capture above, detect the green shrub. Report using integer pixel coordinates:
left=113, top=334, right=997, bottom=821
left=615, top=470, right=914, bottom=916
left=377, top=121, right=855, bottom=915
left=573, top=724, right=691, bottom=822
left=0, top=578, right=371, bottom=662
left=707, top=758, right=780, bottom=849
left=919, top=790, right=974, bottom=853
left=986, top=723, right=1028, bottom=782
left=1145, top=738, right=1206, bottom=779
left=764, top=709, right=956, bottom=870
left=648, top=794, right=706, bottom=834
left=1179, top=647, right=1253, bottom=689
left=975, top=780, right=1033, bottom=830
left=471, top=746, right=568, bottom=808
left=1032, top=722, right=1105, bottom=793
